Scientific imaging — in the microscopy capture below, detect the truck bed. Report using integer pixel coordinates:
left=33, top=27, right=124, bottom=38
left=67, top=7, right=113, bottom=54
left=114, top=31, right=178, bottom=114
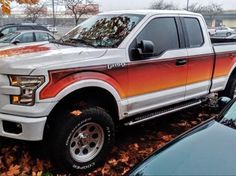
left=211, top=37, right=236, bottom=45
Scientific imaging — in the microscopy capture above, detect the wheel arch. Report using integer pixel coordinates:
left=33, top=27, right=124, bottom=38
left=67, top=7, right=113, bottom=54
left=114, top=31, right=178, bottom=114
left=224, top=64, right=236, bottom=89
left=47, top=79, right=126, bottom=123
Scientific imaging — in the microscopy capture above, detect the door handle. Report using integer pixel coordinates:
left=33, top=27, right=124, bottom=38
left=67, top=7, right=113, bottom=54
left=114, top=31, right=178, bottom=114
left=176, top=59, right=187, bottom=66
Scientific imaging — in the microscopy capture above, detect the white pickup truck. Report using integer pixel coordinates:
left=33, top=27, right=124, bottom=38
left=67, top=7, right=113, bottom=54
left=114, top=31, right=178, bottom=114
left=0, top=10, right=236, bottom=172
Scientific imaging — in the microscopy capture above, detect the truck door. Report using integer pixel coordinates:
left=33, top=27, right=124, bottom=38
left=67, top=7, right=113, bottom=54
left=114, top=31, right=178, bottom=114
left=127, top=17, right=188, bottom=116
left=181, top=17, right=214, bottom=100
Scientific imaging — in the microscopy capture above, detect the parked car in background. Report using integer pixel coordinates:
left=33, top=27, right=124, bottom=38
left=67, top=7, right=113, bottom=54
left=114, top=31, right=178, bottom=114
left=215, top=26, right=235, bottom=37
left=129, top=97, right=236, bottom=176
left=0, top=23, right=50, bottom=38
left=226, top=34, right=236, bottom=39
left=0, top=30, right=55, bottom=47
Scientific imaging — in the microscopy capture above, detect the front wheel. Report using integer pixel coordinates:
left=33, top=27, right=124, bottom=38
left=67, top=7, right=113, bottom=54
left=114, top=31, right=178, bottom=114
left=49, top=107, right=115, bottom=173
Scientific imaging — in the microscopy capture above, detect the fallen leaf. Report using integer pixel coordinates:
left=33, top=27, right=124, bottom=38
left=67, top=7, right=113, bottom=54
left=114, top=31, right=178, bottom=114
left=7, top=165, right=20, bottom=176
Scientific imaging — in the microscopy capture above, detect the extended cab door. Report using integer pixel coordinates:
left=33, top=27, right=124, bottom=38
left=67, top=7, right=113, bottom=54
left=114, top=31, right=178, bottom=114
left=181, top=17, right=214, bottom=100
left=127, top=16, right=188, bottom=116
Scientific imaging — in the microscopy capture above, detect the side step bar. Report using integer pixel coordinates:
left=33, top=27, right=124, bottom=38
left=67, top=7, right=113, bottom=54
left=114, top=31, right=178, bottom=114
left=124, top=99, right=202, bottom=126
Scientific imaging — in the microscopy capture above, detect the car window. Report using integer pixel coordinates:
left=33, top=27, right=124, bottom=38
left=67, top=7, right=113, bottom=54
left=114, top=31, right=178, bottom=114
left=33, top=26, right=47, bottom=31
left=1, top=27, right=17, bottom=35
left=0, top=32, right=20, bottom=43
left=18, top=26, right=33, bottom=30
left=48, top=34, right=54, bottom=40
left=131, top=17, right=180, bottom=59
left=184, top=18, right=204, bottom=48
left=35, top=32, right=49, bottom=41
left=218, top=100, right=236, bottom=129
left=62, top=14, right=144, bottom=48
left=16, top=32, right=34, bottom=43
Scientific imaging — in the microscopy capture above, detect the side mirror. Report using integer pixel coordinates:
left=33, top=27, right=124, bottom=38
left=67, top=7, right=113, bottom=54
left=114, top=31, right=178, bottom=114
left=138, top=40, right=154, bottom=57
left=218, top=97, right=232, bottom=109
left=11, top=40, right=20, bottom=45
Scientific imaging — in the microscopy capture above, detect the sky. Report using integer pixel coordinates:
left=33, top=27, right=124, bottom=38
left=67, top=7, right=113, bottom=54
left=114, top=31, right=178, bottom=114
left=96, top=0, right=236, bottom=11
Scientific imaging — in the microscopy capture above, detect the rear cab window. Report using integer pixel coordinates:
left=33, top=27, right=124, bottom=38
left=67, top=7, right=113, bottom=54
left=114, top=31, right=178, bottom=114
left=182, top=17, right=204, bottom=48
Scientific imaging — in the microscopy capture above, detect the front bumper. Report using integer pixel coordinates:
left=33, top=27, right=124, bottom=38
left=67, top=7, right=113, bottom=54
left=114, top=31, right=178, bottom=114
left=0, top=113, right=46, bottom=141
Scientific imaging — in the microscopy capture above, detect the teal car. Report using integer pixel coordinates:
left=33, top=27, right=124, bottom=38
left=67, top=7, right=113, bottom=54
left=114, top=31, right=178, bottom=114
left=130, top=98, right=236, bottom=176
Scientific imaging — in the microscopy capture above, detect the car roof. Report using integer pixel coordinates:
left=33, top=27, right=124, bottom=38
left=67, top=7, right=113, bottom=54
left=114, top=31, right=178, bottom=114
left=100, top=9, right=199, bottom=16
left=129, top=120, right=236, bottom=175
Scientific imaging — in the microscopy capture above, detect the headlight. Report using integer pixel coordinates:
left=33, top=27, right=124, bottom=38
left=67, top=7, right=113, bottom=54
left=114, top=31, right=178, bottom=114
left=9, top=75, right=45, bottom=106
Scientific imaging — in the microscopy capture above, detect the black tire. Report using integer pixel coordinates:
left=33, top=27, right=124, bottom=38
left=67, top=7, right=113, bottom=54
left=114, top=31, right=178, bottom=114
left=226, top=32, right=232, bottom=37
left=219, top=75, right=236, bottom=99
left=49, top=107, right=115, bottom=173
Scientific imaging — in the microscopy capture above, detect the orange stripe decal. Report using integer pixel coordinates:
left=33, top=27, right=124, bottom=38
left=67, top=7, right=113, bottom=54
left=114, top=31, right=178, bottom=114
left=0, top=45, right=50, bottom=58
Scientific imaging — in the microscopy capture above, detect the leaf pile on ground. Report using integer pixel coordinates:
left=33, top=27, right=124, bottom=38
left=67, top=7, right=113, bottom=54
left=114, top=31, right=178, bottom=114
left=0, top=101, right=219, bottom=176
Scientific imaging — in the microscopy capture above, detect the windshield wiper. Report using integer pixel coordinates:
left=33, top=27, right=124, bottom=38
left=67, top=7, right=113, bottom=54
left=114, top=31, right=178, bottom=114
left=50, top=39, right=77, bottom=47
left=68, top=38, right=97, bottom=48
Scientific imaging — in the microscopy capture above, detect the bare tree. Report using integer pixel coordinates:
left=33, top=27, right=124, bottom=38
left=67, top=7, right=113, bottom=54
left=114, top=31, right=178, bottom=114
left=24, top=3, right=47, bottom=23
left=150, top=0, right=178, bottom=10
left=65, top=0, right=99, bottom=25
left=187, top=2, right=223, bottom=14
left=186, top=3, right=206, bottom=13
left=187, top=3, right=223, bottom=26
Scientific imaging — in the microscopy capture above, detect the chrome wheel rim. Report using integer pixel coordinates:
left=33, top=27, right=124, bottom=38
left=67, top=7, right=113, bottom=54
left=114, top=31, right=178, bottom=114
left=69, top=122, right=104, bottom=163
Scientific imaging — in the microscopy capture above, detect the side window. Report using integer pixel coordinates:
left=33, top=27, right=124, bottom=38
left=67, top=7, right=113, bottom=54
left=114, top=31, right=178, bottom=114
left=35, top=32, right=49, bottom=41
left=18, top=26, right=33, bottom=30
left=132, top=17, right=180, bottom=59
left=1, top=27, right=17, bottom=35
left=34, top=26, right=47, bottom=31
left=16, top=32, right=34, bottom=43
left=48, top=34, right=54, bottom=40
left=184, top=18, right=204, bottom=48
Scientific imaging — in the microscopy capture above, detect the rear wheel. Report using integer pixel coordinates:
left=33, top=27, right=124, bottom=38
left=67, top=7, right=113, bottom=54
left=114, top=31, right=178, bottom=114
left=49, top=107, right=115, bottom=173
left=226, top=32, right=232, bottom=37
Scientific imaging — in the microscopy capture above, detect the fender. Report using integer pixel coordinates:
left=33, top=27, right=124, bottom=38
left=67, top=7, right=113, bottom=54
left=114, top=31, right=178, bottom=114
left=39, top=71, right=128, bottom=118
left=224, top=62, right=236, bottom=88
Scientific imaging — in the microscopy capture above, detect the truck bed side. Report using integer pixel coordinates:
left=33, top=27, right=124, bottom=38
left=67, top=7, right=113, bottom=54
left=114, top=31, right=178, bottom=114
left=211, top=43, right=236, bottom=92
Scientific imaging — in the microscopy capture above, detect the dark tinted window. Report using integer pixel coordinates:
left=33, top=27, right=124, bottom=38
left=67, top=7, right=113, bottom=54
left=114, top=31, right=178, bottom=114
left=135, top=17, right=180, bottom=57
left=1, top=26, right=17, bottom=35
left=184, top=18, right=204, bottom=48
left=18, top=26, right=33, bottom=30
left=16, top=32, right=34, bottom=43
left=33, top=26, right=48, bottom=31
left=35, top=32, right=49, bottom=41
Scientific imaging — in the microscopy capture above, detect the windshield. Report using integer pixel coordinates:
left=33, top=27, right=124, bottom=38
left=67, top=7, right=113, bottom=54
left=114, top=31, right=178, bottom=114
left=218, top=99, right=236, bottom=129
left=0, top=32, right=19, bottom=43
left=61, top=14, right=144, bottom=48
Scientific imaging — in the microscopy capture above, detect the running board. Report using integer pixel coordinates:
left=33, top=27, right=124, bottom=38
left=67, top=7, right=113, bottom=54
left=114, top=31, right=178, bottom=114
left=124, top=99, right=202, bottom=126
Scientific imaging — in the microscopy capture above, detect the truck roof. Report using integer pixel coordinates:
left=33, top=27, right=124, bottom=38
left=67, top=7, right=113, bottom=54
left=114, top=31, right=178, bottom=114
left=100, top=9, right=199, bottom=16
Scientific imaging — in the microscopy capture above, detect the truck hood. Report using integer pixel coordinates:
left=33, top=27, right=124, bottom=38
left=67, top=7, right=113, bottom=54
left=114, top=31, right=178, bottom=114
left=0, top=42, right=107, bottom=75
left=0, top=43, right=10, bottom=48
left=131, top=121, right=236, bottom=176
